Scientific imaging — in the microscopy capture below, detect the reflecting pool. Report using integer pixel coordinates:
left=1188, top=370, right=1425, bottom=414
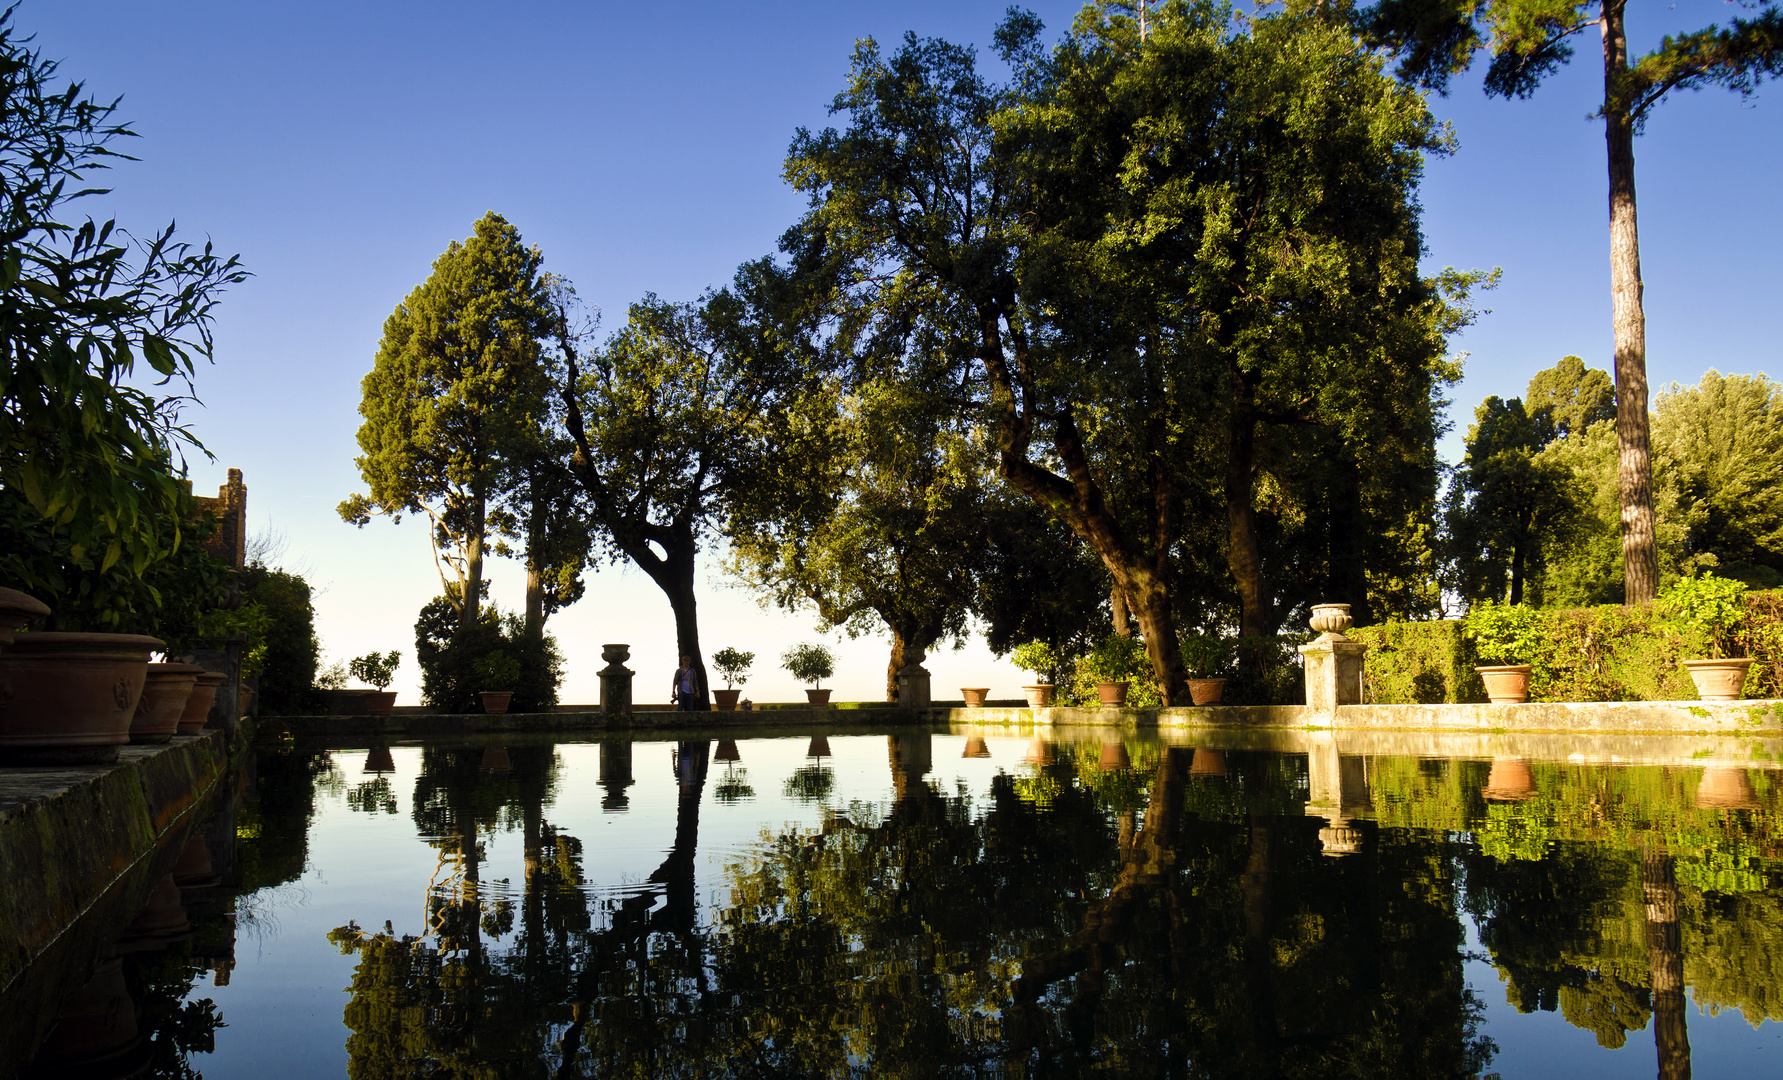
left=19, top=728, right=1783, bottom=1077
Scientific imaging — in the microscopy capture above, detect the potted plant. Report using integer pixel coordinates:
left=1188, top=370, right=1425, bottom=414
left=960, top=687, right=991, bottom=707
left=1664, top=574, right=1756, bottom=701
left=710, top=647, right=754, bottom=711
left=1461, top=600, right=1543, bottom=704
left=1180, top=634, right=1234, bottom=706
left=1011, top=641, right=1057, bottom=708
left=350, top=651, right=403, bottom=714
left=1083, top=633, right=1149, bottom=707
left=782, top=642, right=837, bottom=705
left=474, top=651, right=520, bottom=714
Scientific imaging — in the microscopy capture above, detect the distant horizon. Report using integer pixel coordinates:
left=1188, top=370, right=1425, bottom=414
left=23, top=0, right=1781, bottom=705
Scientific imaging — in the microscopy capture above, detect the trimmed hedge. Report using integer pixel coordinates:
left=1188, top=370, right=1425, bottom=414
left=1356, top=591, right=1783, bottom=703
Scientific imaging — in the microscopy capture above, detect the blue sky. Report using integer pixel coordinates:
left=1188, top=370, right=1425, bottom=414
left=23, top=0, right=1781, bottom=703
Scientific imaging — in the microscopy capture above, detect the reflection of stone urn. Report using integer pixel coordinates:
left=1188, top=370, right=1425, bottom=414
left=1319, top=822, right=1364, bottom=857
left=715, top=739, right=741, bottom=762
left=29, top=958, right=143, bottom=1073
left=364, top=746, right=397, bottom=774
left=480, top=746, right=512, bottom=772
left=1189, top=748, right=1228, bottom=777
left=807, top=735, right=832, bottom=758
left=1024, top=738, right=1057, bottom=767
left=1098, top=741, right=1131, bottom=771
left=1697, top=765, right=1759, bottom=810
left=1309, top=603, right=1354, bottom=640
left=1482, top=757, right=1538, bottom=801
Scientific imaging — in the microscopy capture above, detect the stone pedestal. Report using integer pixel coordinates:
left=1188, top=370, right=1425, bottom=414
left=896, top=649, right=931, bottom=709
left=599, top=644, right=633, bottom=717
left=1300, top=637, right=1366, bottom=714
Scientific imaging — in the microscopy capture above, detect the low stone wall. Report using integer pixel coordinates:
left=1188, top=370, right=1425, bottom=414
left=0, top=729, right=235, bottom=1070
left=259, top=697, right=1783, bottom=740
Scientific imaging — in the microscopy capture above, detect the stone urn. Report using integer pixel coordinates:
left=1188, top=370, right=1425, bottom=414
left=1098, top=741, right=1131, bottom=771
left=480, top=690, right=514, bottom=714
left=1475, top=664, right=1533, bottom=704
left=0, top=586, right=50, bottom=650
left=129, top=662, right=203, bottom=744
left=961, top=687, right=990, bottom=708
left=714, top=688, right=742, bottom=711
left=1187, top=678, right=1227, bottom=706
left=178, top=670, right=227, bottom=734
left=1309, top=603, right=1354, bottom=639
left=1022, top=684, right=1055, bottom=708
left=0, top=632, right=162, bottom=764
left=805, top=688, right=833, bottom=706
left=1096, top=680, right=1130, bottom=707
left=1683, top=658, right=1755, bottom=701
left=962, top=737, right=990, bottom=758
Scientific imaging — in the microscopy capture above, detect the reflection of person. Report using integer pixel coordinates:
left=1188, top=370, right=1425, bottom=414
left=671, top=655, right=701, bottom=711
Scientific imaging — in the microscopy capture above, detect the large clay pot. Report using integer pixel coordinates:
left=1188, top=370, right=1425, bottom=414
left=1098, top=741, right=1131, bottom=771
left=362, top=690, right=397, bottom=714
left=0, top=586, right=50, bottom=649
left=480, top=690, right=513, bottom=714
left=1475, top=665, right=1533, bottom=704
left=1683, top=658, right=1756, bottom=702
left=0, top=632, right=161, bottom=764
left=1096, top=681, right=1130, bottom=707
left=714, top=688, right=742, bottom=711
left=129, top=663, right=202, bottom=744
left=1697, top=765, right=1760, bottom=810
left=962, top=737, right=990, bottom=758
left=1482, top=757, right=1537, bottom=802
left=960, top=687, right=990, bottom=707
left=1022, top=684, right=1054, bottom=708
left=178, top=670, right=226, bottom=734
left=805, top=688, right=833, bottom=706
left=1187, top=678, right=1227, bottom=706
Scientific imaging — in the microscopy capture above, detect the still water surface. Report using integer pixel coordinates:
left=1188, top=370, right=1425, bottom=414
left=33, top=728, right=1783, bottom=1077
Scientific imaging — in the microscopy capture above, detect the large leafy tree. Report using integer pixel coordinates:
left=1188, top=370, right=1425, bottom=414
left=0, top=12, right=244, bottom=612
left=1445, top=394, right=1577, bottom=603
left=1358, top=0, right=1783, bottom=604
left=340, top=212, right=554, bottom=632
left=1652, top=370, right=1783, bottom=583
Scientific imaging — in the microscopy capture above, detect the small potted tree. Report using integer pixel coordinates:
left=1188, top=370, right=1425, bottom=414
left=1462, top=601, right=1543, bottom=704
left=782, top=642, right=837, bottom=706
left=1011, top=641, right=1057, bottom=708
left=349, top=651, right=402, bottom=714
left=1665, top=574, right=1756, bottom=701
left=1180, top=634, right=1234, bottom=706
left=1083, top=633, right=1151, bottom=707
left=711, top=647, right=754, bottom=711
left=475, top=651, right=520, bottom=714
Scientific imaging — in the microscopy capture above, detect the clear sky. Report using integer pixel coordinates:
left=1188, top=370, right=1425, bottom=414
left=22, top=0, right=1781, bottom=704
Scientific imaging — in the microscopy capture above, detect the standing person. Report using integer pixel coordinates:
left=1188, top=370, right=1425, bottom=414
left=671, top=655, right=701, bottom=711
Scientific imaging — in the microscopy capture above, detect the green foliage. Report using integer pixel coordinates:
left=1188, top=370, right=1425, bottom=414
left=315, top=661, right=348, bottom=691
left=780, top=641, right=835, bottom=688
left=1653, top=372, right=1783, bottom=584
left=1354, top=619, right=1486, bottom=704
left=349, top=650, right=402, bottom=692
left=1526, top=356, right=1615, bottom=444
left=1178, top=634, right=1234, bottom=679
left=414, top=594, right=561, bottom=711
left=0, top=12, right=246, bottom=609
left=1462, top=599, right=1545, bottom=666
left=1010, top=640, right=1058, bottom=681
left=1661, top=573, right=1750, bottom=659
left=1445, top=393, right=1578, bottom=605
left=1071, top=633, right=1160, bottom=708
left=710, top=647, right=754, bottom=688
left=240, top=563, right=319, bottom=714
left=473, top=650, right=520, bottom=692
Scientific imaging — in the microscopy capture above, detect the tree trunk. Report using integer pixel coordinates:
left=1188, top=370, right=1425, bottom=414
left=1603, top=2, right=1660, bottom=604
left=662, top=537, right=710, bottom=710
left=1111, top=586, right=1134, bottom=638
left=1227, top=371, right=1269, bottom=637
left=1642, top=847, right=1692, bottom=1080
left=523, top=470, right=546, bottom=640
left=886, top=629, right=938, bottom=702
left=464, top=491, right=486, bottom=631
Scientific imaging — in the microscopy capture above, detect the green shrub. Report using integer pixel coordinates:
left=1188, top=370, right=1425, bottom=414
left=414, top=595, right=562, bottom=711
left=1071, top=634, right=1160, bottom=708
left=1660, top=573, right=1748, bottom=658
left=1352, top=620, right=1484, bottom=704
left=1010, top=641, right=1060, bottom=684
left=349, top=650, right=402, bottom=691
left=711, top=647, right=754, bottom=688
left=781, top=642, right=836, bottom=688
left=1461, top=600, right=1545, bottom=665
left=1179, top=634, right=1234, bottom=678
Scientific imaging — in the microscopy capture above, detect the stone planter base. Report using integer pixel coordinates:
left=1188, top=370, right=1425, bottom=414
left=1683, top=658, right=1755, bottom=702
left=1475, top=665, right=1533, bottom=704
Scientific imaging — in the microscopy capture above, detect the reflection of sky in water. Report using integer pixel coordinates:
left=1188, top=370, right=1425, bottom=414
left=182, top=733, right=1781, bottom=1078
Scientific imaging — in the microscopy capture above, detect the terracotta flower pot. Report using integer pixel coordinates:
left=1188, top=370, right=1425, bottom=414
left=129, top=663, right=203, bottom=744
left=0, top=586, right=49, bottom=650
left=1096, top=681, right=1130, bottom=707
left=1475, top=664, right=1532, bottom=704
left=805, top=688, right=832, bottom=705
left=961, top=687, right=990, bottom=707
left=480, top=690, right=513, bottom=714
left=1187, top=678, right=1227, bottom=706
left=362, top=690, right=397, bottom=714
left=0, top=632, right=162, bottom=764
left=1022, top=684, right=1054, bottom=708
left=178, top=671, right=226, bottom=734
left=962, top=737, right=990, bottom=758
left=1683, top=658, right=1756, bottom=702
left=714, top=688, right=742, bottom=711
